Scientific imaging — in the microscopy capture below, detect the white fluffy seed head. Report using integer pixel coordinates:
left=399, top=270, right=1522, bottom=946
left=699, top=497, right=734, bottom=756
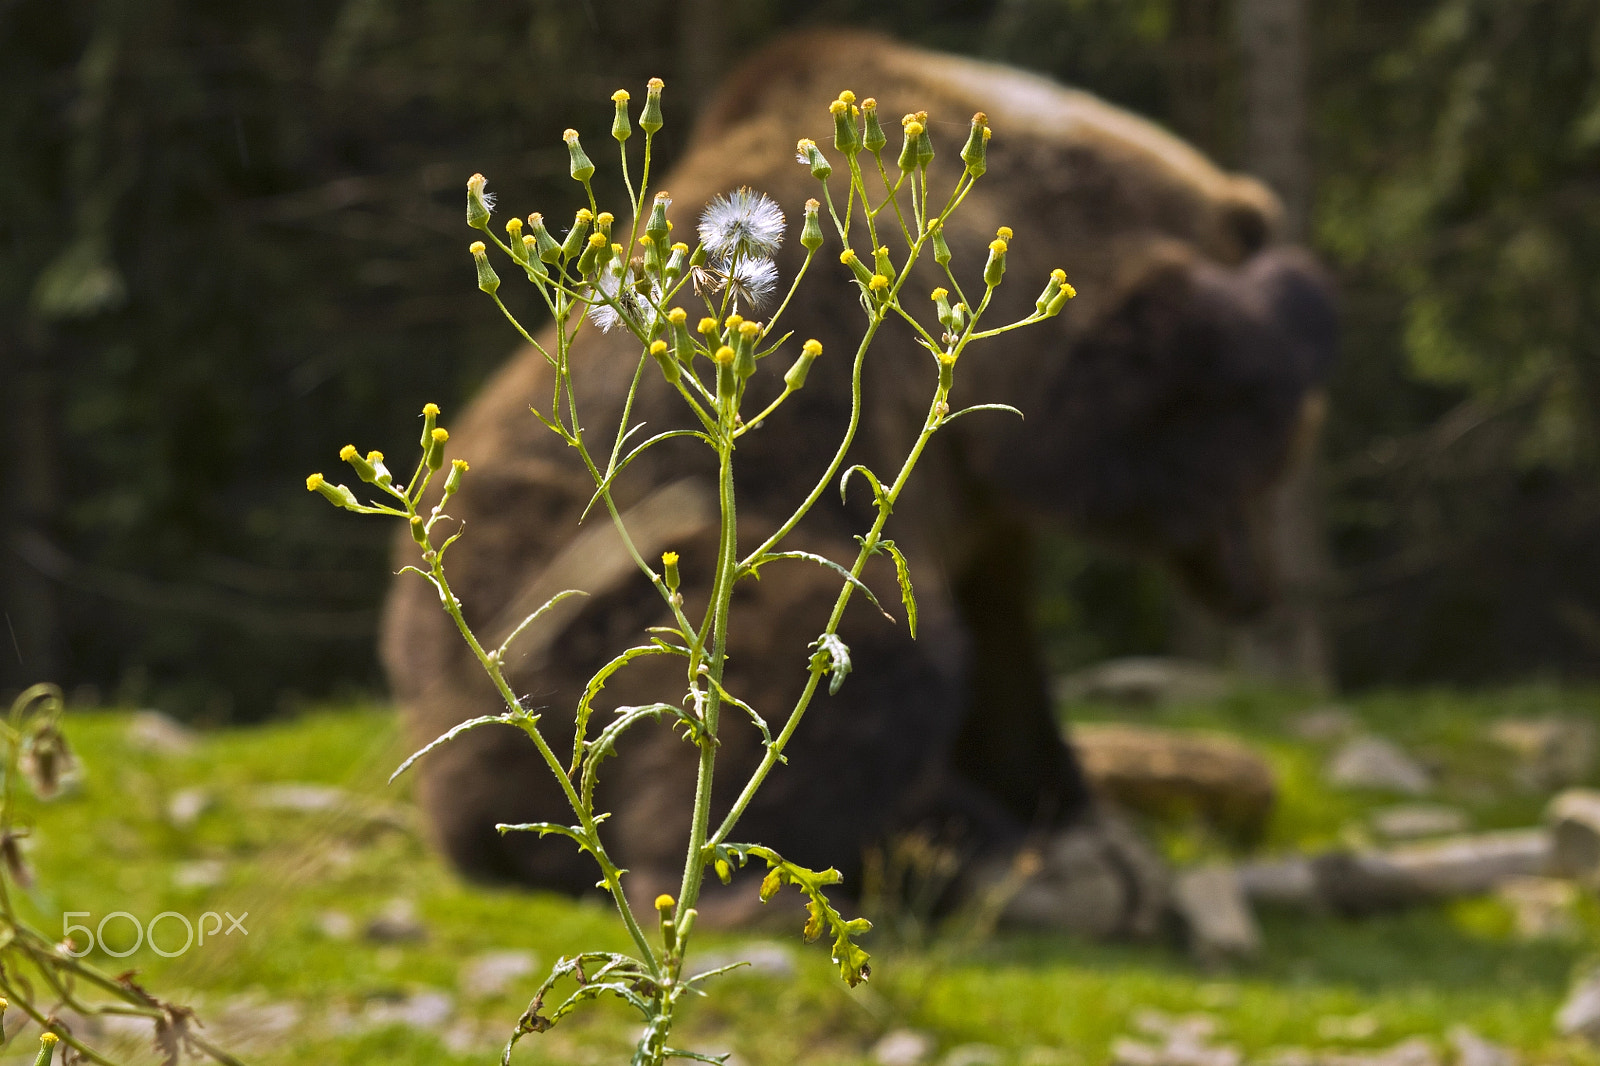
left=698, top=187, right=785, bottom=263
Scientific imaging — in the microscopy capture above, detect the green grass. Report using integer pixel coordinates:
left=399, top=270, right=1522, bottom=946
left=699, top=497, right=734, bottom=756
left=9, top=688, right=1600, bottom=1066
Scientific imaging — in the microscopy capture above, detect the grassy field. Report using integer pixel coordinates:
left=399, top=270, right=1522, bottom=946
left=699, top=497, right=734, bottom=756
left=8, top=686, right=1600, bottom=1066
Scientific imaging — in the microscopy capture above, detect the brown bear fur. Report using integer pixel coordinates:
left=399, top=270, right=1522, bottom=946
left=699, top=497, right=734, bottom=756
left=379, top=30, right=1336, bottom=930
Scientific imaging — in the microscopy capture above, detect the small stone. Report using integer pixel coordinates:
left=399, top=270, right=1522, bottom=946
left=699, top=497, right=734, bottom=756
left=1490, top=716, right=1596, bottom=791
left=362, top=989, right=453, bottom=1031
left=1173, top=865, right=1260, bottom=959
left=255, top=783, right=348, bottom=812
left=1055, top=657, right=1229, bottom=706
left=689, top=941, right=798, bottom=980
left=365, top=898, right=427, bottom=943
left=167, top=787, right=211, bottom=829
left=214, top=996, right=303, bottom=1044
left=172, top=859, right=227, bottom=889
left=1327, top=736, right=1431, bottom=795
left=317, top=910, right=356, bottom=940
left=1546, top=789, right=1600, bottom=881
left=1111, top=1038, right=1165, bottom=1066
left=127, top=711, right=197, bottom=755
left=1368, top=1037, right=1439, bottom=1066
left=1291, top=706, right=1359, bottom=742
left=1557, top=969, right=1600, bottom=1040
left=1497, top=876, right=1579, bottom=941
left=460, top=949, right=538, bottom=998
left=443, top=1019, right=499, bottom=1055
left=1235, top=857, right=1318, bottom=907
left=942, top=1045, right=1005, bottom=1066
left=873, top=1029, right=937, bottom=1066
left=1447, top=1026, right=1516, bottom=1066
left=1370, top=804, right=1468, bottom=841
left=1316, top=1015, right=1380, bottom=1041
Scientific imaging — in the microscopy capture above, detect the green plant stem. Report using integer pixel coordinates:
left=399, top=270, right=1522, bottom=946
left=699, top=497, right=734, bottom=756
left=710, top=384, right=947, bottom=849
left=677, top=428, right=738, bottom=916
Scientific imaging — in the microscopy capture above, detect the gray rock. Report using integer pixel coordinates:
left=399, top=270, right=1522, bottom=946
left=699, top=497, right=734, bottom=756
left=166, top=786, right=212, bottom=829
left=1055, top=657, right=1230, bottom=706
left=1115, top=1011, right=1239, bottom=1066
left=873, top=1029, right=937, bottom=1066
left=1496, top=876, right=1579, bottom=941
left=1338, top=1038, right=1438, bottom=1066
left=690, top=941, right=798, bottom=980
left=942, top=1045, right=1005, bottom=1066
left=443, top=1019, right=501, bottom=1056
left=995, top=812, right=1169, bottom=939
left=1315, top=1015, right=1379, bottom=1041
left=1173, top=865, right=1260, bottom=959
left=1370, top=804, right=1468, bottom=841
left=1489, top=716, right=1596, bottom=791
left=1290, top=706, right=1359, bottom=742
left=1447, top=1027, right=1516, bottom=1066
left=365, top=898, right=427, bottom=943
left=127, top=711, right=197, bottom=755
left=172, top=859, right=227, bottom=889
left=214, top=996, right=304, bottom=1043
left=1236, top=857, right=1318, bottom=907
left=255, top=783, right=349, bottom=813
left=1545, top=788, right=1600, bottom=882
left=1556, top=968, right=1600, bottom=1040
left=460, top=949, right=538, bottom=998
left=317, top=910, right=356, bottom=940
left=362, top=990, right=453, bottom=1031
left=1327, top=737, right=1431, bottom=795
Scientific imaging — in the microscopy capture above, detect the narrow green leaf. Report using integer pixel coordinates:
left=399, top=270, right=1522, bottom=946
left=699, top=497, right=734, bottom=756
left=881, top=540, right=918, bottom=639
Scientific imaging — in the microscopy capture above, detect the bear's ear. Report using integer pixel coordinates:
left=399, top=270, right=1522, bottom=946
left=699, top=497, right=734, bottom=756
left=1240, top=247, right=1339, bottom=387
left=1215, top=176, right=1282, bottom=262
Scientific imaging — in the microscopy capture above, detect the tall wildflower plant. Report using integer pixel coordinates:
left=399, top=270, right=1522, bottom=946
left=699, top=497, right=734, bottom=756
left=309, top=81, right=1072, bottom=1066
left=0, top=686, right=241, bottom=1066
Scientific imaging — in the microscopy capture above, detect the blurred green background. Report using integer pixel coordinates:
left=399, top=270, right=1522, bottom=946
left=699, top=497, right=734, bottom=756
left=5, top=0, right=1600, bottom=718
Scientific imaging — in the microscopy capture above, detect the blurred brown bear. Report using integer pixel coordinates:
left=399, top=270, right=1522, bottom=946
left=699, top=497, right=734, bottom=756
left=380, top=31, right=1335, bottom=936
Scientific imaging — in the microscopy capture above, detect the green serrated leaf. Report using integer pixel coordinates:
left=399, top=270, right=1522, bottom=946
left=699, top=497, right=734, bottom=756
left=881, top=540, right=918, bottom=639
left=809, top=634, right=852, bottom=695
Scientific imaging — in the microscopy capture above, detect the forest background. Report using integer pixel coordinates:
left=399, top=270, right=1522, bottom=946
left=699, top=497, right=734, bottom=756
left=3, top=0, right=1594, bottom=720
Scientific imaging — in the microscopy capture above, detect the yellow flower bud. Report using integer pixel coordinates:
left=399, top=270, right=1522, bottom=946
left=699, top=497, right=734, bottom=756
left=640, top=77, right=665, bottom=134
left=861, top=98, right=887, bottom=153
left=340, top=443, right=377, bottom=482
left=984, top=238, right=1008, bottom=287
left=785, top=338, right=822, bottom=391
left=961, top=112, right=991, bottom=177
left=611, top=88, right=632, bottom=142
left=529, top=212, right=562, bottom=263
left=801, top=198, right=824, bottom=251
left=466, top=173, right=492, bottom=230
left=650, top=338, right=679, bottom=385
left=470, top=241, right=499, bottom=295
left=444, top=457, right=468, bottom=497
left=421, top=402, right=439, bottom=449
left=563, top=128, right=595, bottom=183
left=560, top=206, right=592, bottom=260
left=426, top=426, right=449, bottom=471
